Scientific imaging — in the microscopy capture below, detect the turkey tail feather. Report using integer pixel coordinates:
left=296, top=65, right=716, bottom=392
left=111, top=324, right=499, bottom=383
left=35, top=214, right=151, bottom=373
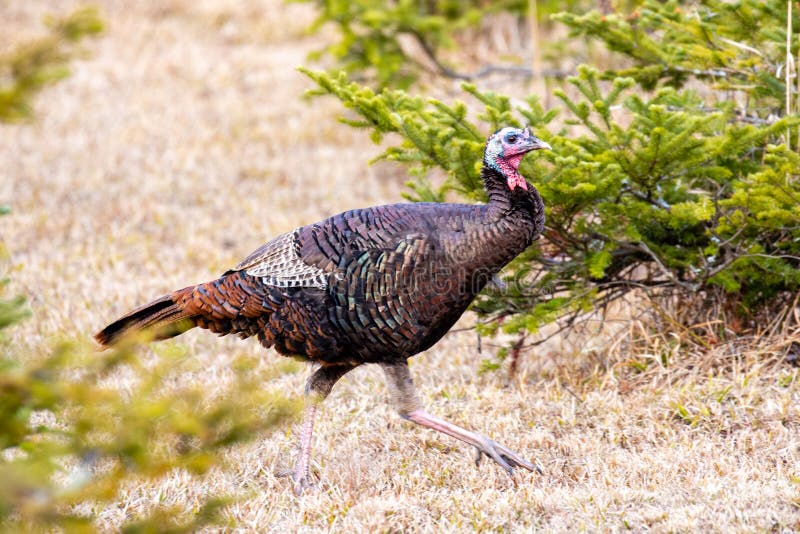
left=94, top=294, right=195, bottom=347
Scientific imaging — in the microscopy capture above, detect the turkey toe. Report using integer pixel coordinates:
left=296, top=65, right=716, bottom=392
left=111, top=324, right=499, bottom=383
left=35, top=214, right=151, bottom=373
left=474, top=436, right=542, bottom=475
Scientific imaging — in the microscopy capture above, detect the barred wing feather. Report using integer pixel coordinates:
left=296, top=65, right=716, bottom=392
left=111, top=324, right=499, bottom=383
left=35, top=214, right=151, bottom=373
left=232, top=231, right=329, bottom=289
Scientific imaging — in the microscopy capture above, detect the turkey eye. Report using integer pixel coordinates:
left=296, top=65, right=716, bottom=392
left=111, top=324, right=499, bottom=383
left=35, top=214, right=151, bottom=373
left=505, top=133, right=518, bottom=144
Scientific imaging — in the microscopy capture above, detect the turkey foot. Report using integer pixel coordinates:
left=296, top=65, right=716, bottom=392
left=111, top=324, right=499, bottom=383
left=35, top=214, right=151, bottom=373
left=275, top=467, right=316, bottom=496
left=406, top=408, right=542, bottom=476
left=383, top=362, right=542, bottom=478
left=472, top=435, right=543, bottom=475
left=291, top=470, right=315, bottom=496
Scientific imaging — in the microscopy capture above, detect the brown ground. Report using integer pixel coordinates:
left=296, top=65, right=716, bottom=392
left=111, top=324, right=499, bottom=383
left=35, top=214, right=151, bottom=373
left=2, top=1, right=799, bottom=531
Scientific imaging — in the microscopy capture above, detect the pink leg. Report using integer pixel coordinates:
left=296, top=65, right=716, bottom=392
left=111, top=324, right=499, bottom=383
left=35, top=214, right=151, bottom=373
left=290, top=364, right=354, bottom=495
left=382, top=361, right=542, bottom=476
left=292, top=401, right=319, bottom=495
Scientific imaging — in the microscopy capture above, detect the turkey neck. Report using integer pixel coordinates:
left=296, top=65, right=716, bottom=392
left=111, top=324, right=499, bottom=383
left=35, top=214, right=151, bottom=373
left=483, top=164, right=544, bottom=246
left=484, top=165, right=539, bottom=220
left=443, top=165, right=545, bottom=275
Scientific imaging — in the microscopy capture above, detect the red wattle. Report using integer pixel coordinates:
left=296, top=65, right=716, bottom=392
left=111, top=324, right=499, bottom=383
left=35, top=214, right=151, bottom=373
left=498, top=152, right=528, bottom=191
left=506, top=173, right=528, bottom=191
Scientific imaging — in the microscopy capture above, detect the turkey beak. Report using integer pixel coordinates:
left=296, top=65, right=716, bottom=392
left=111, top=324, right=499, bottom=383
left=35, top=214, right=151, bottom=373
left=523, top=126, right=551, bottom=152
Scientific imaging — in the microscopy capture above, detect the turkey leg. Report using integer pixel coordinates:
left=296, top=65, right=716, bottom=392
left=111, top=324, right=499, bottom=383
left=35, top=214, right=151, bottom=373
left=290, top=363, right=354, bottom=495
left=381, top=361, right=542, bottom=476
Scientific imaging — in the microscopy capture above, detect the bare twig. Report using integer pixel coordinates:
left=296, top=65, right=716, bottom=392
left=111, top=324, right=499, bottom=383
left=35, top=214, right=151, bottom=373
left=507, top=333, right=526, bottom=378
left=719, top=37, right=765, bottom=58
left=666, top=105, right=782, bottom=125
left=740, top=253, right=800, bottom=262
left=664, top=65, right=748, bottom=79
left=636, top=241, right=695, bottom=291
left=560, top=382, right=585, bottom=404
left=407, top=30, right=564, bottom=81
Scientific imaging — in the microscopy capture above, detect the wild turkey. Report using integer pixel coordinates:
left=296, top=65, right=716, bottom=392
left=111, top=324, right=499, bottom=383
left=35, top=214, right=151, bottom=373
left=95, top=126, right=551, bottom=494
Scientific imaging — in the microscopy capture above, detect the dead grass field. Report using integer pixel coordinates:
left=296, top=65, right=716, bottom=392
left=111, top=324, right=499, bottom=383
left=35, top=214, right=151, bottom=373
left=2, top=1, right=799, bottom=531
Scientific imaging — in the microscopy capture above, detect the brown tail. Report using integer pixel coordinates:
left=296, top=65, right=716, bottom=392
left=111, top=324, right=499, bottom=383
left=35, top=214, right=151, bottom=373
left=94, top=293, right=195, bottom=347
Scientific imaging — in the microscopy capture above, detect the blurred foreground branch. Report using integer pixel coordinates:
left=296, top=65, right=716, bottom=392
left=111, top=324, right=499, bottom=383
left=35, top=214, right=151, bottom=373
left=0, top=7, right=103, bottom=122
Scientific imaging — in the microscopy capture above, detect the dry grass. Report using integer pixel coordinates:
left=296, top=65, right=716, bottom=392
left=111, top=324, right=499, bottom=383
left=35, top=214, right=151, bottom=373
left=2, top=1, right=799, bottom=531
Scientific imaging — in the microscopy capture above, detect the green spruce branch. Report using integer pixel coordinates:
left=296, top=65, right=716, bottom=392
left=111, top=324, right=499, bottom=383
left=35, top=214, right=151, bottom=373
left=301, top=0, right=800, bottom=354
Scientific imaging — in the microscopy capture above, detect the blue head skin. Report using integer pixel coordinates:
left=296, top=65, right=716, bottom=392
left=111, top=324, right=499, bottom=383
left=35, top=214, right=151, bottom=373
left=484, top=127, right=551, bottom=191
